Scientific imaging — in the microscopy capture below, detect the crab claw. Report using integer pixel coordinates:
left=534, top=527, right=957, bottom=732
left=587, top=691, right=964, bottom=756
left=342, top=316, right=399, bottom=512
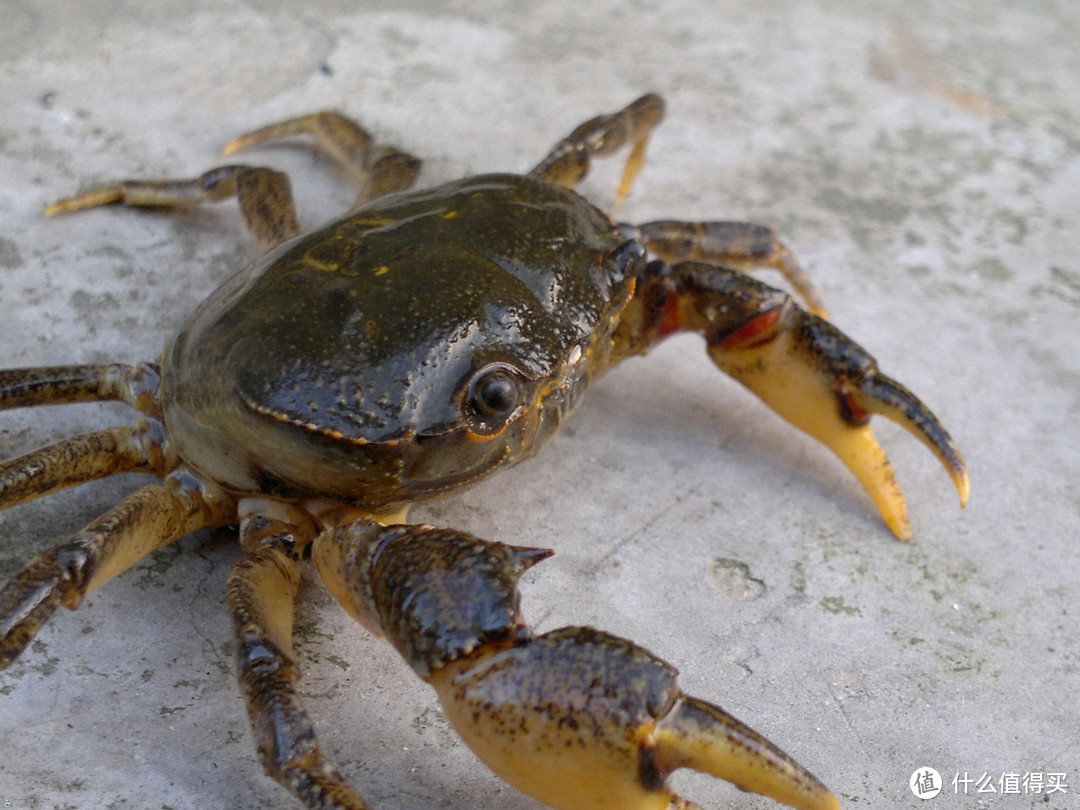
left=432, top=627, right=840, bottom=810
left=708, top=300, right=968, bottom=539
left=653, top=693, right=841, bottom=810
left=313, top=522, right=841, bottom=810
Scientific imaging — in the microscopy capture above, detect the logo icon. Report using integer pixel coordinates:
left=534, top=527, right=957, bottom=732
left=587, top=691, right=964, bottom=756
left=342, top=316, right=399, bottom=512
left=910, top=767, right=943, bottom=799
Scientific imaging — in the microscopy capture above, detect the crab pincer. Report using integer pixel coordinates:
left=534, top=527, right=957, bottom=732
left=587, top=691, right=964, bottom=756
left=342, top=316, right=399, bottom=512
left=314, top=522, right=841, bottom=810
left=616, top=258, right=969, bottom=540
left=705, top=296, right=968, bottom=540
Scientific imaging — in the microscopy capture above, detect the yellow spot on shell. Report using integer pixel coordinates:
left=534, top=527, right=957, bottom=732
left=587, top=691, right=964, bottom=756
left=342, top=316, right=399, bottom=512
left=374, top=265, right=390, bottom=276
left=440, top=209, right=458, bottom=219
left=300, top=255, right=340, bottom=272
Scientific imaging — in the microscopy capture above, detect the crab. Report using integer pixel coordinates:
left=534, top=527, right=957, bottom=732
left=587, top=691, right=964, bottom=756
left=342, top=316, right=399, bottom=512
left=0, top=94, right=968, bottom=810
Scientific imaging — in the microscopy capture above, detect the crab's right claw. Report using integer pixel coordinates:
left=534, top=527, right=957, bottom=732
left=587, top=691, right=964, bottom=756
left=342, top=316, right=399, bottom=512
left=843, top=370, right=969, bottom=507
left=708, top=300, right=969, bottom=539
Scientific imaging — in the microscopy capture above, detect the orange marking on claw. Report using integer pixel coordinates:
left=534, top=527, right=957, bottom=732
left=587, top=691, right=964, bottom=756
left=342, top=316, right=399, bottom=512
left=720, top=308, right=782, bottom=350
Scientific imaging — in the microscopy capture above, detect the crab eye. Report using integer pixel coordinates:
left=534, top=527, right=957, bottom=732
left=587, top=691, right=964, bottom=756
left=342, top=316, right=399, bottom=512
left=604, top=239, right=646, bottom=287
left=474, top=374, right=517, bottom=416
left=465, top=364, right=524, bottom=433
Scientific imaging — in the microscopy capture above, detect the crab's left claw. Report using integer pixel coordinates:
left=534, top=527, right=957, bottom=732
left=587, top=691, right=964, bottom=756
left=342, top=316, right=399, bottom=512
left=432, top=627, right=841, bottom=810
left=654, top=692, right=841, bottom=810
left=314, top=522, right=841, bottom=810
left=708, top=297, right=968, bottom=539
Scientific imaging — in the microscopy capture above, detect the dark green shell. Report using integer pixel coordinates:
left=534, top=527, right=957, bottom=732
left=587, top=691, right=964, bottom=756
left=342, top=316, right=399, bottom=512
left=160, top=174, right=637, bottom=507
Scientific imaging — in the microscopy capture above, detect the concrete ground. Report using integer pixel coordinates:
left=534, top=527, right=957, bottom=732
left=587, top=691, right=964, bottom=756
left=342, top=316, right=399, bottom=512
left=1, top=1, right=1077, bottom=809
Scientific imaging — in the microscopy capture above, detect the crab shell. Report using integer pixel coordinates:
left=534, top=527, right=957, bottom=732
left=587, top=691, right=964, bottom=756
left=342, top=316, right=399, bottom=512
left=162, top=174, right=641, bottom=508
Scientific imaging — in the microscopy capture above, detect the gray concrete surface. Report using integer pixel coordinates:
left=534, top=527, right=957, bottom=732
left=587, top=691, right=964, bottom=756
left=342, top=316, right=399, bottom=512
left=1, top=1, right=1077, bottom=809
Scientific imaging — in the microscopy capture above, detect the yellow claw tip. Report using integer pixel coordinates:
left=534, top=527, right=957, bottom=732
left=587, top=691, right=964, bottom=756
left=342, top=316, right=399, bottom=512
left=887, top=519, right=913, bottom=542
left=953, top=467, right=971, bottom=508
left=652, top=695, right=843, bottom=810
left=823, top=423, right=914, bottom=541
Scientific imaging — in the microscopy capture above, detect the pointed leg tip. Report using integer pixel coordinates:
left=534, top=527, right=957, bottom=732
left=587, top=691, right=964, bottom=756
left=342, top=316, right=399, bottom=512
left=220, top=132, right=258, bottom=158
left=43, top=196, right=86, bottom=216
left=42, top=186, right=123, bottom=216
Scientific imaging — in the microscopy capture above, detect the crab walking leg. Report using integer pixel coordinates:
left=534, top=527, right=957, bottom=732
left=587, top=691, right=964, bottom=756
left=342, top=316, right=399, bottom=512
left=313, top=522, right=840, bottom=810
left=0, top=363, right=161, bottom=413
left=0, top=365, right=172, bottom=509
left=0, top=468, right=232, bottom=669
left=0, top=419, right=174, bottom=510
left=530, top=93, right=666, bottom=206
left=615, top=260, right=968, bottom=539
left=637, top=219, right=829, bottom=318
left=220, top=111, right=422, bottom=208
left=227, top=506, right=371, bottom=810
left=45, top=164, right=301, bottom=253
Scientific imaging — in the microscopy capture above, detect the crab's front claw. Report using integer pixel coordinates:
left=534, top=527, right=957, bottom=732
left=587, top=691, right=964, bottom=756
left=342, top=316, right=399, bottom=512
left=706, top=296, right=968, bottom=539
left=431, top=626, right=840, bottom=810
left=313, top=521, right=840, bottom=810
